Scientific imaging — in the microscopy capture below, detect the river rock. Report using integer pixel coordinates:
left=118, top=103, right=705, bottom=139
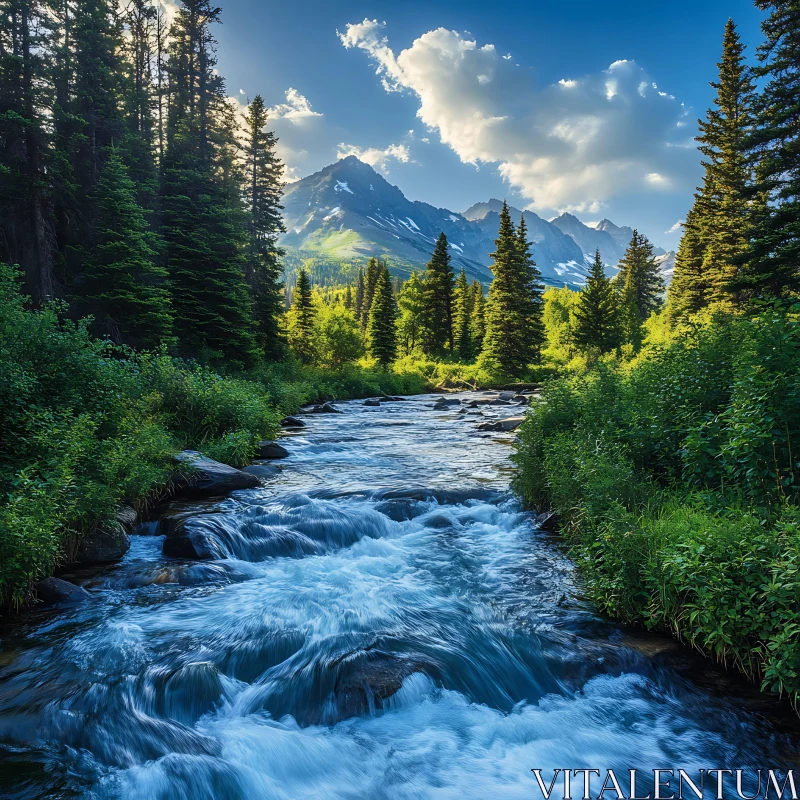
left=34, top=577, right=92, bottom=606
left=512, top=395, right=529, bottom=403
left=476, top=416, right=525, bottom=432
left=280, top=416, right=306, bottom=428
left=256, top=441, right=289, bottom=459
left=162, top=519, right=225, bottom=560
left=364, top=399, right=381, bottom=407
left=116, top=504, right=138, bottom=531
left=333, top=652, right=435, bottom=720
left=536, top=511, right=560, bottom=532
left=242, top=464, right=281, bottom=479
left=172, top=450, right=259, bottom=499
left=381, top=395, right=408, bottom=401
left=75, top=521, right=131, bottom=564
left=498, top=391, right=516, bottom=401
left=310, top=402, right=341, bottom=414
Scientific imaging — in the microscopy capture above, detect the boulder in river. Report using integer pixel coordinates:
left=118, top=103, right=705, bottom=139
left=476, top=416, right=525, bottom=432
left=380, top=395, right=408, bottom=401
left=498, top=391, right=516, bottom=401
left=535, top=511, right=560, bottom=532
left=280, top=416, right=306, bottom=428
left=363, top=399, right=381, bottom=407
left=256, top=441, right=289, bottom=459
left=310, top=402, right=341, bottom=414
left=34, top=577, right=91, bottom=607
left=162, top=518, right=226, bottom=560
left=75, top=521, right=131, bottom=564
left=172, top=450, right=259, bottom=499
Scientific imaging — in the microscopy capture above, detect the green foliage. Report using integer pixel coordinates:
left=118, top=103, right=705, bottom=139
left=420, top=232, right=455, bottom=357
left=453, top=267, right=472, bottom=360
left=83, top=148, right=173, bottom=347
left=397, top=271, right=425, bottom=356
left=287, top=267, right=316, bottom=363
left=481, top=203, right=544, bottom=378
left=313, top=302, right=363, bottom=368
left=367, top=265, right=398, bottom=369
left=242, top=94, right=286, bottom=359
left=513, top=306, right=800, bottom=701
left=739, top=0, right=800, bottom=299
left=573, top=250, right=620, bottom=355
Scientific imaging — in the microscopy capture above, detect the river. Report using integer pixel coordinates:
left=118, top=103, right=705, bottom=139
left=0, top=393, right=796, bottom=799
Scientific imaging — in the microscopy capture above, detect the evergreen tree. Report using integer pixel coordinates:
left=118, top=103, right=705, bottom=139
left=243, top=94, right=286, bottom=359
left=287, top=268, right=315, bottom=363
left=469, top=281, right=486, bottom=354
left=573, top=250, right=619, bottom=354
left=161, top=0, right=256, bottom=362
left=453, top=266, right=472, bottom=360
left=367, top=265, right=398, bottom=369
left=669, top=207, right=709, bottom=322
left=734, top=1, right=800, bottom=300
left=615, top=229, right=664, bottom=327
left=0, top=0, right=56, bottom=304
left=354, top=266, right=365, bottom=322
left=481, top=205, right=543, bottom=377
left=420, top=232, right=455, bottom=357
left=83, top=148, right=172, bottom=347
left=361, top=256, right=382, bottom=327
left=515, top=214, right=545, bottom=363
left=397, top=271, right=425, bottom=355
left=344, top=283, right=353, bottom=310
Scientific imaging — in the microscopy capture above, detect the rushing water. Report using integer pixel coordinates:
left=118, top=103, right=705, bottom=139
left=0, top=393, right=797, bottom=799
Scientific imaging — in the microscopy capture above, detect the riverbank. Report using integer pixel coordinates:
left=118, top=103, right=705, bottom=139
left=512, top=308, right=800, bottom=707
left=2, top=392, right=797, bottom=798
left=0, top=267, right=431, bottom=607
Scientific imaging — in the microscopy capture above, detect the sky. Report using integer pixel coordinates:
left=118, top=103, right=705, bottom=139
left=212, top=0, right=766, bottom=250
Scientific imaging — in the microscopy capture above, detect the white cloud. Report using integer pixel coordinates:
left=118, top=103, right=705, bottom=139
left=336, top=142, right=411, bottom=173
left=338, top=19, right=698, bottom=214
left=665, top=219, right=685, bottom=234
left=267, top=88, right=323, bottom=124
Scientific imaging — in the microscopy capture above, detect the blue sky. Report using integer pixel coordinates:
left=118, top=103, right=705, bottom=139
left=214, top=0, right=765, bottom=250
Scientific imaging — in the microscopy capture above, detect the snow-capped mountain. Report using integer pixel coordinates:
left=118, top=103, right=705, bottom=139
left=280, top=157, right=673, bottom=288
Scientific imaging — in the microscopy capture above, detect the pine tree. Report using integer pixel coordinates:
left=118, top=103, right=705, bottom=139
left=615, top=229, right=664, bottom=328
left=420, top=232, right=455, bottom=357
left=481, top=205, right=543, bottom=377
left=573, top=250, right=619, bottom=354
left=469, top=281, right=486, bottom=354
left=514, top=214, right=545, bottom=363
left=367, top=265, right=398, bottom=369
left=669, top=205, right=710, bottom=323
left=161, top=0, right=256, bottom=362
left=361, top=257, right=382, bottom=327
left=83, top=148, right=172, bottom=347
left=397, top=271, right=425, bottom=355
left=734, top=1, right=800, bottom=300
left=453, top=266, right=472, bottom=360
left=288, top=268, right=316, bottom=363
left=243, top=94, right=286, bottom=359
left=354, top=267, right=365, bottom=322
left=0, top=0, right=56, bottom=305
left=344, top=284, right=353, bottom=310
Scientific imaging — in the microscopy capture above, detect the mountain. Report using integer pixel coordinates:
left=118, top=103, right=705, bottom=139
left=281, top=156, right=494, bottom=285
left=280, top=157, right=672, bottom=288
left=550, top=212, right=623, bottom=269
left=594, top=218, right=667, bottom=258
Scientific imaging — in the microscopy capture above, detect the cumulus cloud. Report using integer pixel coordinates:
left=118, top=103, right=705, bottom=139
left=336, top=142, right=411, bottom=173
left=666, top=219, right=685, bottom=234
left=338, top=19, right=697, bottom=214
left=268, top=88, right=323, bottom=124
